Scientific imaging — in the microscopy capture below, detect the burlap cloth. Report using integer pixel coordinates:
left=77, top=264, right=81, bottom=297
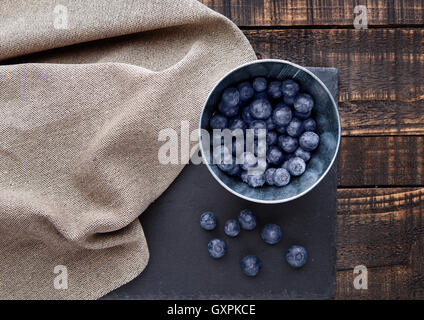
left=0, top=0, right=256, bottom=299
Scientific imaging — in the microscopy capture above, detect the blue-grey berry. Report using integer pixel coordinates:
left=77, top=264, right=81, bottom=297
left=242, top=105, right=254, bottom=124
left=287, top=156, right=306, bottom=176
left=228, top=116, right=246, bottom=131
left=303, top=118, right=317, bottom=132
left=272, top=104, right=292, bottom=126
left=294, top=109, right=312, bottom=120
left=224, top=219, right=240, bottom=238
left=286, top=118, right=304, bottom=137
left=246, top=172, right=266, bottom=188
left=261, top=224, right=283, bottom=245
left=209, top=114, right=227, bottom=130
left=266, top=146, right=284, bottom=165
left=253, top=77, right=267, bottom=92
left=278, top=135, right=298, bottom=153
left=273, top=168, right=291, bottom=187
left=266, top=131, right=278, bottom=146
left=240, top=255, right=262, bottom=277
left=294, top=93, right=314, bottom=114
left=267, top=80, right=283, bottom=99
left=265, top=168, right=276, bottom=185
left=294, top=147, right=311, bottom=162
left=200, top=211, right=217, bottom=230
left=281, top=79, right=300, bottom=97
left=238, top=81, right=254, bottom=102
left=286, top=245, right=308, bottom=268
left=248, top=120, right=267, bottom=138
left=218, top=101, right=239, bottom=117
left=222, top=87, right=240, bottom=107
left=208, top=239, right=227, bottom=259
left=250, top=98, right=273, bottom=120
left=238, top=209, right=257, bottom=230
left=266, top=117, right=276, bottom=130
left=299, top=131, right=320, bottom=151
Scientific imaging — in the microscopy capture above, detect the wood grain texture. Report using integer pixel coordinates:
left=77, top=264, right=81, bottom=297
left=335, top=188, right=424, bottom=299
left=200, top=0, right=424, bottom=27
left=338, top=136, right=424, bottom=187
left=244, top=28, right=424, bottom=136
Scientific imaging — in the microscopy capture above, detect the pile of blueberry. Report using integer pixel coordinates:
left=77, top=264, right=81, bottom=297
left=200, top=210, right=308, bottom=277
left=209, top=77, right=320, bottom=188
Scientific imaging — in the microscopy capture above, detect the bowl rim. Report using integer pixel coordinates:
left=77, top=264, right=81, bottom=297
left=198, top=59, right=341, bottom=204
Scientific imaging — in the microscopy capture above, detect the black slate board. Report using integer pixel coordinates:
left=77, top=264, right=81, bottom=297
left=104, top=67, right=338, bottom=300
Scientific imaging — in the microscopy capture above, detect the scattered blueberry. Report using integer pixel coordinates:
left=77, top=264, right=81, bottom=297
left=278, top=135, right=298, bottom=153
left=200, top=211, right=217, bottom=230
left=228, top=116, right=246, bottom=131
left=294, top=93, right=314, bottom=114
left=273, top=168, right=291, bottom=187
left=294, top=147, right=311, bottom=162
left=240, top=255, right=262, bottom=276
left=267, top=80, right=283, bottom=99
left=222, top=87, right=240, bottom=108
left=266, top=131, right=278, bottom=146
left=209, top=114, right=228, bottom=130
left=286, top=245, right=308, bottom=268
left=281, top=79, right=300, bottom=98
left=265, top=168, right=276, bottom=185
left=261, top=224, right=283, bottom=245
left=303, top=118, right=317, bottom=132
left=238, top=209, right=257, bottom=230
left=238, top=81, right=254, bottom=102
left=299, top=131, right=320, bottom=151
left=224, top=219, right=241, bottom=238
left=272, top=104, right=292, bottom=126
left=266, top=146, right=284, bottom=165
left=208, top=238, right=227, bottom=259
left=250, top=98, right=273, bottom=120
left=287, top=156, right=306, bottom=176
left=253, top=77, right=267, bottom=92
left=286, top=117, right=304, bottom=137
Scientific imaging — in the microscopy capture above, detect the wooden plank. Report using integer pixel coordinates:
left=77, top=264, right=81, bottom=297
left=244, top=28, right=424, bottom=136
left=200, top=0, right=424, bottom=27
left=337, top=136, right=424, bottom=186
left=335, top=188, right=424, bottom=299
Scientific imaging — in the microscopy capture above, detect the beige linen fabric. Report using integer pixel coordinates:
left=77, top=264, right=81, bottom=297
left=0, top=0, right=256, bottom=299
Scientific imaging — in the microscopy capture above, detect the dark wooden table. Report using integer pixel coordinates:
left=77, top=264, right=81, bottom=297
left=200, top=0, right=424, bottom=300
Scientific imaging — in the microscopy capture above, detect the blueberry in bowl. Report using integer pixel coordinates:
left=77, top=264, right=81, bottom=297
left=200, top=59, right=340, bottom=203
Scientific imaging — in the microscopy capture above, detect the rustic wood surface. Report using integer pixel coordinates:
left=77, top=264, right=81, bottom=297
left=200, top=0, right=424, bottom=299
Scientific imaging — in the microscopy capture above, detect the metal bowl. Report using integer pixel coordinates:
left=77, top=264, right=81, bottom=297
left=199, top=59, right=341, bottom=204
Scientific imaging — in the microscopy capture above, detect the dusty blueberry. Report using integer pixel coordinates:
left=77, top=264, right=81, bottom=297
left=208, top=238, right=227, bottom=259
left=209, top=114, right=228, bottom=130
left=214, top=145, right=237, bottom=173
left=283, top=95, right=295, bottom=106
left=266, top=117, right=276, bottom=130
left=281, top=79, right=300, bottom=98
left=267, top=80, right=283, bottom=99
left=254, top=91, right=268, bottom=100
left=238, top=209, right=257, bottom=230
left=222, top=87, right=240, bottom=107
left=249, top=98, right=273, bottom=120
left=224, top=219, right=241, bottom=238
left=299, top=131, right=320, bottom=151
left=248, top=120, right=267, bottom=138
left=242, top=105, right=254, bottom=124
left=294, top=109, right=312, bottom=120
left=265, top=168, right=276, bottom=185
left=227, top=164, right=241, bottom=176
left=200, top=211, right=217, bottom=230
left=273, top=168, right=291, bottom=187
left=238, top=81, right=255, bottom=102
left=240, top=255, right=262, bottom=276
left=229, top=116, right=246, bottom=131
left=261, top=224, right=283, bottom=245
left=287, top=156, right=306, bottom=176
left=240, top=151, right=257, bottom=171
left=254, top=139, right=267, bottom=157
left=253, top=77, right=267, bottom=92
left=278, top=135, right=298, bottom=153
left=303, top=118, right=317, bottom=132
left=286, top=118, right=304, bottom=137
left=266, top=131, right=278, bottom=146
left=276, top=126, right=286, bottom=134
left=294, top=93, right=314, bottom=114
left=272, top=104, right=292, bottom=126
left=286, top=245, right=308, bottom=268
left=266, top=146, right=284, bottom=165
left=294, top=147, right=311, bottom=162
left=246, top=172, right=266, bottom=188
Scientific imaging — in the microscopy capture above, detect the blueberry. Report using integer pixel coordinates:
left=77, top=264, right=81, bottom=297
left=261, top=224, right=283, bottom=245
left=227, top=164, right=241, bottom=176
left=294, top=93, right=314, bottom=114
left=238, top=81, right=254, bottom=102
left=294, top=147, right=311, bottom=162
left=248, top=120, right=267, bottom=138
left=267, top=80, right=283, bottom=99
left=228, top=116, right=246, bottom=131
left=246, top=172, right=266, bottom=188
left=222, top=87, right=240, bottom=107
left=266, top=117, right=276, bottom=130
left=254, top=91, right=268, bottom=100
left=238, top=209, right=257, bottom=230
left=224, top=219, right=241, bottom=238
left=286, top=245, right=308, bottom=268
left=266, top=146, right=284, bottom=165
left=278, top=135, right=298, bottom=153
left=283, top=95, right=295, bottom=106
left=200, top=211, right=217, bottom=230
left=287, top=156, right=306, bottom=176
left=254, top=139, right=267, bottom=157
left=219, top=101, right=239, bottom=118
left=249, top=98, right=272, bottom=120
left=272, top=104, right=292, bottom=126
left=232, top=138, right=245, bottom=156
left=276, top=126, right=286, bottom=134
left=273, top=168, right=291, bottom=187
left=240, top=152, right=257, bottom=171
left=303, top=118, right=317, bottom=132
left=281, top=79, right=300, bottom=97
left=240, top=255, right=262, bottom=276
left=241, top=105, right=254, bottom=124
left=266, top=131, right=278, bottom=146
left=253, top=77, right=267, bottom=92
left=214, top=145, right=237, bottom=173
left=286, top=118, right=304, bottom=137
left=208, top=239, right=227, bottom=259
left=209, top=114, right=228, bottom=130
left=294, top=109, right=311, bottom=120
left=299, top=131, right=320, bottom=151
left=265, top=168, right=276, bottom=185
